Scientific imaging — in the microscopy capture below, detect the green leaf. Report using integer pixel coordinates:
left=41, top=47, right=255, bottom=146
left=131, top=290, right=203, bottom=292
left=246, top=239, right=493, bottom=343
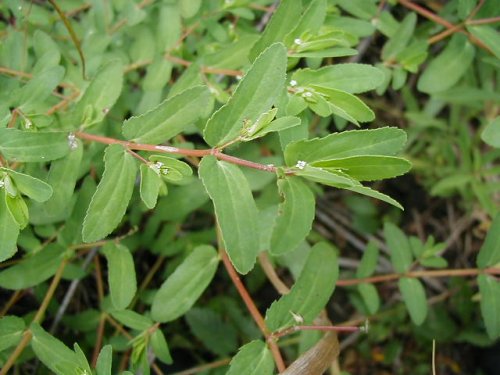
left=356, top=242, right=379, bottom=278
left=16, top=66, right=65, bottom=111
left=384, top=222, right=413, bottom=272
left=0, top=189, right=20, bottom=262
left=249, top=0, right=302, bottom=61
left=284, top=127, right=407, bottom=166
left=204, top=43, right=287, bottom=147
left=344, top=185, right=404, bottom=210
left=358, top=283, right=380, bottom=314
left=312, top=155, right=411, bottom=181
left=311, top=85, right=374, bottom=124
left=199, top=156, right=260, bottom=274
left=0, top=244, right=65, bottom=289
left=398, top=277, right=428, bottom=325
left=481, top=116, right=500, bottom=148
left=6, top=194, right=29, bottom=229
left=72, top=60, right=124, bottom=127
left=29, top=140, right=83, bottom=224
left=82, top=144, right=137, bottom=242
left=336, top=0, right=378, bottom=20
left=417, top=34, right=475, bottom=94
left=110, top=310, right=153, bottom=331
left=123, top=86, right=211, bottom=144
left=478, top=274, right=500, bottom=340
left=96, top=345, right=113, bottom=375
left=467, top=25, right=500, bottom=60
left=292, top=64, right=384, bottom=94
left=284, top=0, right=327, bottom=46
left=185, top=307, right=238, bottom=356
left=3, top=168, right=53, bottom=202
left=140, top=164, right=162, bottom=209
left=148, top=155, right=192, bottom=182
left=226, top=340, right=274, bottom=375
left=74, top=343, right=92, bottom=375
left=0, top=129, right=70, bottom=162
left=382, top=12, right=417, bottom=60
left=0, top=316, right=25, bottom=352
left=289, top=47, right=358, bottom=58
left=270, top=177, right=315, bottom=255
left=30, top=323, right=79, bottom=375
left=102, top=242, right=137, bottom=310
left=265, top=242, right=339, bottom=331
left=150, top=330, right=173, bottom=365
left=151, top=245, right=219, bottom=322
left=477, top=213, right=500, bottom=269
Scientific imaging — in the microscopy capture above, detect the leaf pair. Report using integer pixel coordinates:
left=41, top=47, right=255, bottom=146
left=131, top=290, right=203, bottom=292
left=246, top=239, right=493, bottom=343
left=285, top=127, right=411, bottom=209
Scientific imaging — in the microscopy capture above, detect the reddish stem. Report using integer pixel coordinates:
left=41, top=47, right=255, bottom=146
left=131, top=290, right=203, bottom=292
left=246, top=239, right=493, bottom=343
left=75, top=131, right=278, bottom=173
left=337, top=267, right=500, bottom=286
left=219, top=248, right=286, bottom=372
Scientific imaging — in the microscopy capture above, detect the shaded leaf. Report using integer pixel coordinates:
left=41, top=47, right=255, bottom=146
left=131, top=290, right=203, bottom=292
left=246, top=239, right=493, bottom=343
left=356, top=242, right=379, bottom=278
left=384, top=222, right=413, bottom=272
left=82, top=144, right=137, bottom=242
left=140, top=164, right=162, bottom=209
left=478, top=274, right=500, bottom=340
left=481, top=116, right=500, bottom=148
left=398, top=277, right=428, bottom=325
left=266, top=242, right=338, bottom=331
left=417, top=34, right=475, bottom=94
left=0, top=244, right=65, bottom=289
left=199, top=156, right=260, bottom=274
left=17, top=66, right=65, bottom=111
left=102, top=242, right=137, bottom=310
left=204, top=43, right=287, bottom=147
left=382, top=12, right=417, bottom=60
left=110, top=310, right=153, bottom=331
left=151, top=330, right=173, bottom=365
left=270, top=177, right=315, bottom=255
left=477, top=213, right=500, bottom=269
left=123, top=86, right=211, bottom=144
left=467, top=25, right=500, bottom=60
left=0, top=316, right=25, bottom=352
left=358, top=283, right=380, bottom=315
left=151, top=245, right=219, bottom=322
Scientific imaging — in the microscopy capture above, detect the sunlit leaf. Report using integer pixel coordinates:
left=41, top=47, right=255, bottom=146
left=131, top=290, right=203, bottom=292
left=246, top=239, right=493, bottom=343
left=384, top=222, right=413, bottom=272
left=226, top=340, right=274, bottom=375
left=478, top=274, right=500, bottom=340
left=398, top=277, right=428, bottom=325
left=477, top=213, right=500, bottom=269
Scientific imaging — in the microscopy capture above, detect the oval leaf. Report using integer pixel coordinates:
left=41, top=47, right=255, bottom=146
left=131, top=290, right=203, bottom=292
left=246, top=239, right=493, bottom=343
left=398, top=277, right=428, bottom=325
left=82, top=144, right=137, bottom=242
left=151, top=330, right=173, bottom=365
left=0, top=316, right=25, bottom=352
left=384, top=222, right=413, bottom=272
left=0, top=129, right=70, bottom=162
left=102, top=242, right=137, bottom=310
left=417, top=34, right=475, bottom=94
left=204, top=43, right=287, bottom=147
left=199, top=156, right=260, bottom=274
left=265, top=242, right=339, bottom=331
left=481, top=116, right=500, bottom=148
left=478, top=274, right=500, bottom=340
left=140, top=164, right=161, bottom=209
left=292, top=63, right=384, bottom=94
left=96, top=345, right=113, bottom=375
left=227, top=340, right=274, bottom=375
left=3, top=168, right=53, bottom=202
left=123, top=85, right=211, bottom=144
left=270, top=177, right=315, bottom=255
left=151, top=245, right=219, bottom=322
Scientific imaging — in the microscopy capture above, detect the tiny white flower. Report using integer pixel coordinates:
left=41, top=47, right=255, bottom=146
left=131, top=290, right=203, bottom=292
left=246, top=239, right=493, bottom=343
left=290, top=310, right=304, bottom=324
left=236, top=75, right=242, bottom=80
left=294, top=38, right=303, bottom=45
left=208, top=86, right=218, bottom=94
left=295, top=160, right=307, bottom=169
left=102, top=108, right=110, bottom=115
left=289, top=80, right=297, bottom=87
left=302, top=92, right=313, bottom=98
left=25, top=119, right=32, bottom=129
left=0, top=180, right=4, bottom=188
left=67, top=133, right=78, bottom=150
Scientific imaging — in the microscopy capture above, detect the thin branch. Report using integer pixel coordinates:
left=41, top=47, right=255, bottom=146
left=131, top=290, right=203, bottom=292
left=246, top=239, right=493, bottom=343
left=336, top=267, right=500, bottom=286
left=75, top=131, right=279, bottom=173
left=467, top=16, right=500, bottom=26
